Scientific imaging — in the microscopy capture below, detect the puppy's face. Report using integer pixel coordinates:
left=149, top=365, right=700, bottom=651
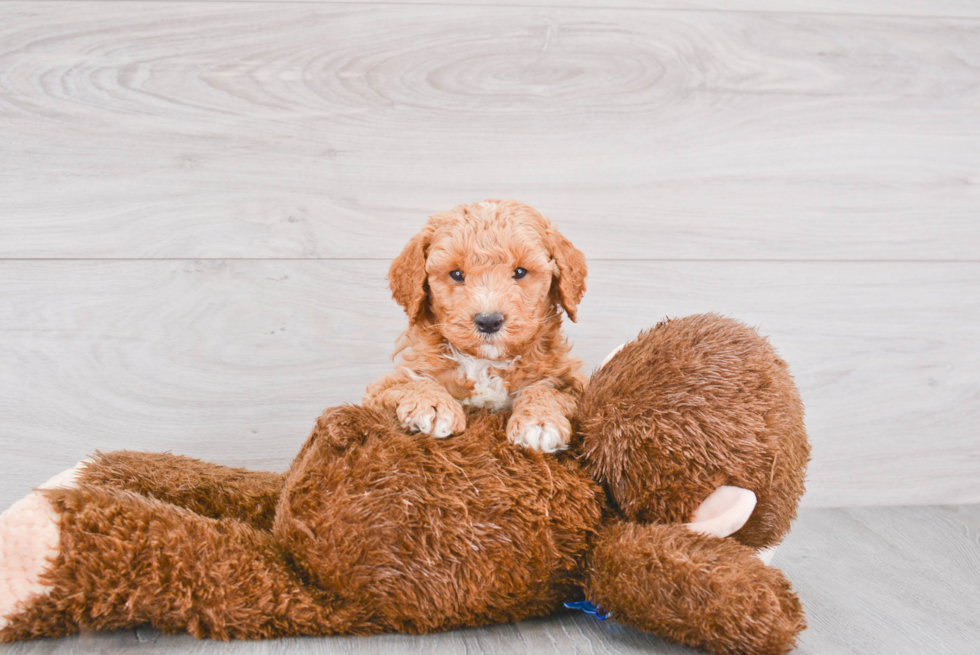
left=389, top=200, right=587, bottom=360
left=425, top=212, right=555, bottom=359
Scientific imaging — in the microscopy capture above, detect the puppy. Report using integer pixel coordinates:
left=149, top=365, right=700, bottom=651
left=363, top=199, right=587, bottom=452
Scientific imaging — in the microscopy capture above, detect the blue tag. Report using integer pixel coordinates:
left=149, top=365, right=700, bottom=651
left=564, top=599, right=612, bottom=620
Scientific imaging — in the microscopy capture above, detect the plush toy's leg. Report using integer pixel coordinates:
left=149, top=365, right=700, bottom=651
left=0, top=481, right=374, bottom=642
left=587, top=521, right=804, bottom=655
left=78, top=451, right=284, bottom=530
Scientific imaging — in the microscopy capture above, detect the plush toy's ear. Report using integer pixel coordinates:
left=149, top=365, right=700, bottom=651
left=685, top=485, right=757, bottom=539
left=545, top=224, right=587, bottom=322
left=388, top=221, right=437, bottom=326
left=599, top=343, right=626, bottom=369
left=587, top=521, right=805, bottom=655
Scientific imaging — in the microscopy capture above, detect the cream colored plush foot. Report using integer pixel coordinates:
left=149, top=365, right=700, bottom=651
left=0, top=461, right=87, bottom=630
left=37, top=460, right=89, bottom=491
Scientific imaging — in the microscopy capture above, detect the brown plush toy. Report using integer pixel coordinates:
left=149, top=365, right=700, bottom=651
left=0, top=313, right=809, bottom=655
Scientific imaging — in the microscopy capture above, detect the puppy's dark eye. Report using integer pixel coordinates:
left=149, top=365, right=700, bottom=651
left=513, top=267, right=528, bottom=279
left=450, top=270, right=465, bottom=282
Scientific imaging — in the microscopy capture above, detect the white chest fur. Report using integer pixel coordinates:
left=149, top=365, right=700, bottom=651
left=448, top=349, right=514, bottom=411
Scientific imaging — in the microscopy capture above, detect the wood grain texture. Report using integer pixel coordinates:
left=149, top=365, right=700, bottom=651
left=52, top=1, right=980, bottom=20
left=1, top=3, right=978, bottom=260
left=0, top=504, right=976, bottom=654
left=1, top=260, right=977, bottom=511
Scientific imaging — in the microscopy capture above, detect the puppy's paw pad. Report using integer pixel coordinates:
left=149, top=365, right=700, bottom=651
left=0, top=491, right=61, bottom=630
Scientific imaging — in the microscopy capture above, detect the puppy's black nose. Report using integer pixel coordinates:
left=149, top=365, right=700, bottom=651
left=474, top=312, right=505, bottom=334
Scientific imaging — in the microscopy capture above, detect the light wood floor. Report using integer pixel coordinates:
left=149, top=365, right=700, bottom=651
left=1, top=504, right=978, bottom=655
left=2, top=0, right=978, bottom=652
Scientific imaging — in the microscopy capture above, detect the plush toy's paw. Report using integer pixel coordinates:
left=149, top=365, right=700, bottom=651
left=507, top=410, right=571, bottom=453
left=0, top=462, right=85, bottom=632
left=396, top=389, right=467, bottom=438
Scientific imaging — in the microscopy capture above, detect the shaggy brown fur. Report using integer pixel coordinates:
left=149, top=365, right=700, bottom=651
left=579, top=313, right=810, bottom=549
left=275, top=406, right=605, bottom=634
left=364, top=200, right=588, bottom=452
left=0, top=313, right=809, bottom=655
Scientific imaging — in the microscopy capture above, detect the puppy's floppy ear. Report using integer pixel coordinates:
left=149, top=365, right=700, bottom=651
left=389, top=221, right=436, bottom=326
left=546, top=225, right=587, bottom=322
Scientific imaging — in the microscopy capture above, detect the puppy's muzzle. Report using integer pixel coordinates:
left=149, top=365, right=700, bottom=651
left=474, top=312, right=505, bottom=335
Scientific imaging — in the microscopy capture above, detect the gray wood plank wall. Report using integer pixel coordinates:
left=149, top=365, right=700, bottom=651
left=1, top=0, right=978, bottom=510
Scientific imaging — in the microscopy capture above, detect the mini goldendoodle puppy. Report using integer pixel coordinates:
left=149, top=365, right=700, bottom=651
left=364, top=199, right=587, bottom=452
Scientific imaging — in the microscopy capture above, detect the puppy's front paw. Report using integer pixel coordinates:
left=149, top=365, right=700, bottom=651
left=396, top=391, right=466, bottom=438
left=507, top=411, right=571, bottom=453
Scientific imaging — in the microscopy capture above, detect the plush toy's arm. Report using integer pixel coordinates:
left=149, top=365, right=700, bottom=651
left=586, top=521, right=805, bottom=655
left=79, top=451, right=284, bottom=530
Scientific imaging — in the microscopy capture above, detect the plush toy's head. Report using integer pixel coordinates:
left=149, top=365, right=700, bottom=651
left=577, top=313, right=810, bottom=550
left=572, top=314, right=810, bottom=655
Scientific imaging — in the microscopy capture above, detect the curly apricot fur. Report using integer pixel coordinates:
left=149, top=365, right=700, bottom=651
left=365, top=200, right=588, bottom=447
